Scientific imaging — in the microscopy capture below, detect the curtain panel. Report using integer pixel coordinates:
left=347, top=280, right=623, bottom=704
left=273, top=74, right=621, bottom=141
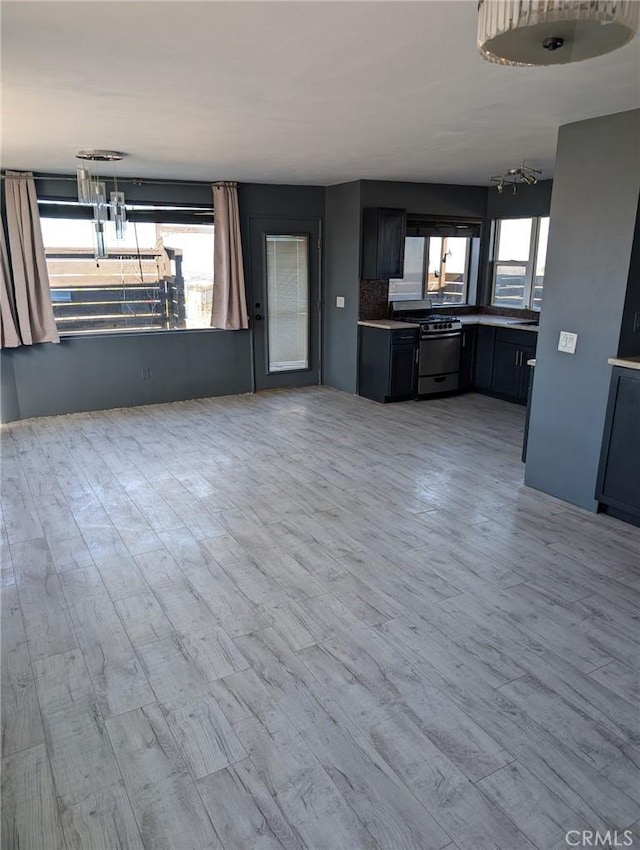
left=210, top=182, right=249, bottom=330
left=1, top=171, right=59, bottom=347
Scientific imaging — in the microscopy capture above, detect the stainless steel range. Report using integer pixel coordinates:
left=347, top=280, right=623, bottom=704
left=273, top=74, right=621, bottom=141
left=391, top=300, right=462, bottom=397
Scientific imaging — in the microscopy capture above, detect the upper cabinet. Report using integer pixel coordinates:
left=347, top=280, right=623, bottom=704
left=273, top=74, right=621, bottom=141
left=362, top=208, right=407, bottom=280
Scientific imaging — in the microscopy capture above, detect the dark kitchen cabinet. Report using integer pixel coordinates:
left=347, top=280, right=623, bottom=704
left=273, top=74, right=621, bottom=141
left=476, top=328, right=537, bottom=405
left=474, top=325, right=496, bottom=391
left=596, top=367, right=640, bottom=526
left=358, top=325, right=418, bottom=403
left=492, top=341, right=523, bottom=399
left=361, top=208, right=407, bottom=280
left=459, top=326, right=477, bottom=391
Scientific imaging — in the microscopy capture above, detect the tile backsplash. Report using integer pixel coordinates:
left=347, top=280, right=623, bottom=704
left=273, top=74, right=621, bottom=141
left=358, top=279, right=540, bottom=321
left=359, top=279, right=390, bottom=320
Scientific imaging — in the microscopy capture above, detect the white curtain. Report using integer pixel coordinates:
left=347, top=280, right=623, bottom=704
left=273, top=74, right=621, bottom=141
left=2, top=171, right=59, bottom=347
left=210, top=181, right=248, bottom=330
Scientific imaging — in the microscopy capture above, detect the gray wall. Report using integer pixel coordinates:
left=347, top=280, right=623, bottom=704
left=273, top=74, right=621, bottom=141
left=360, top=180, right=487, bottom=219
left=1, top=178, right=325, bottom=423
left=1, top=330, right=252, bottom=421
left=486, top=178, right=553, bottom=221
left=323, top=181, right=362, bottom=394
left=525, top=109, right=640, bottom=511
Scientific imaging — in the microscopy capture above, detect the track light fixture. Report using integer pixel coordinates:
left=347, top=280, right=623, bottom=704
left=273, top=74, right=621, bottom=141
left=490, top=163, right=542, bottom=195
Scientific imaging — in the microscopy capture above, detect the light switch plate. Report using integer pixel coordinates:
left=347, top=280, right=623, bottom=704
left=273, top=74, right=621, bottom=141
left=558, top=331, right=578, bottom=354
left=336, top=296, right=345, bottom=308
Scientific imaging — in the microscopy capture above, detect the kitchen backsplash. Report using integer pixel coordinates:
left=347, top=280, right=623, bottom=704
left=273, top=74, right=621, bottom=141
left=359, top=279, right=390, bottom=320
left=359, top=278, right=539, bottom=321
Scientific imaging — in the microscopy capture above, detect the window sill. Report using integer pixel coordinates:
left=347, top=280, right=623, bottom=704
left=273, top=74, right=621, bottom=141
left=58, top=326, right=246, bottom=341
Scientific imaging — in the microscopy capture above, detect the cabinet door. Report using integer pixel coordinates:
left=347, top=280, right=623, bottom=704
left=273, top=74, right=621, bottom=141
left=459, top=327, right=477, bottom=391
left=362, top=208, right=406, bottom=279
left=491, top=341, right=521, bottom=399
left=358, top=326, right=391, bottom=403
left=598, top=373, right=640, bottom=513
left=518, top=344, right=537, bottom=402
left=389, top=344, right=416, bottom=399
left=475, top=325, right=496, bottom=390
left=377, top=209, right=406, bottom=279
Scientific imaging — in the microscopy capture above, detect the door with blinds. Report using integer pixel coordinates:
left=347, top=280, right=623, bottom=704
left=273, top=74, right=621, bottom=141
left=249, top=218, right=320, bottom=390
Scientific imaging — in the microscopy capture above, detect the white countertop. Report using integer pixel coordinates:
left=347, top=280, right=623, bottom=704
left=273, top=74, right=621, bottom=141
left=358, top=319, right=420, bottom=329
left=358, top=315, right=539, bottom=332
left=458, top=314, right=539, bottom=332
left=608, top=356, right=640, bottom=371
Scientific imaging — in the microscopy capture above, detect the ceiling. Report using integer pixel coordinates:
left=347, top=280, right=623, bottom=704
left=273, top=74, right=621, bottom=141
left=2, top=1, right=639, bottom=186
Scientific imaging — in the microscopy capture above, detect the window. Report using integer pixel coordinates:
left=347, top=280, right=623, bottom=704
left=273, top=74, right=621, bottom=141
left=265, top=234, right=309, bottom=372
left=40, top=205, right=214, bottom=334
left=389, top=234, right=473, bottom=305
left=491, top=216, right=549, bottom=310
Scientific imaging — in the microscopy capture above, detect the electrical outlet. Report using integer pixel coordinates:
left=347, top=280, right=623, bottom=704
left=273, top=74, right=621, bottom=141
left=558, top=331, right=578, bottom=354
left=141, top=366, right=151, bottom=380
left=336, top=296, right=345, bottom=308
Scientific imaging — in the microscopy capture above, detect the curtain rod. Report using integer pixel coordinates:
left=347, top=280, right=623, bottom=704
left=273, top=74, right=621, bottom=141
left=1, top=173, right=216, bottom=188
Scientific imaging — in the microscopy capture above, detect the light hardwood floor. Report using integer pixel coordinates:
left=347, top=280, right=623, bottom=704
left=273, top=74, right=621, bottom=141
left=1, top=387, right=638, bottom=850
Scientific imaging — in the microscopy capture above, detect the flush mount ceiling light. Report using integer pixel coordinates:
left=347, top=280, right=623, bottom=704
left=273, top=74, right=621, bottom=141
left=490, top=163, right=542, bottom=194
left=76, top=150, right=127, bottom=259
left=477, top=0, right=639, bottom=66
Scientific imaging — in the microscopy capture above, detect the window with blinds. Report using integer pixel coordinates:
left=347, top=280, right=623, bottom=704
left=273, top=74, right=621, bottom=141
left=265, top=235, right=309, bottom=372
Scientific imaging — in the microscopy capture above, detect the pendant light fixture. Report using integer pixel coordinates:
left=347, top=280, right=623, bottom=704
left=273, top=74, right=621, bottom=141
left=75, top=150, right=127, bottom=259
left=477, top=0, right=639, bottom=66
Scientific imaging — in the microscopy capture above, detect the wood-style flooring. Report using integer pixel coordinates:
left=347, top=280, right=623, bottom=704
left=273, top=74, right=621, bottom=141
left=1, top=387, right=639, bottom=850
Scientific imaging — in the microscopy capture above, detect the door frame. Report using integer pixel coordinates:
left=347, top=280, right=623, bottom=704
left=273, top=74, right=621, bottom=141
left=248, top=216, right=322, bottom=392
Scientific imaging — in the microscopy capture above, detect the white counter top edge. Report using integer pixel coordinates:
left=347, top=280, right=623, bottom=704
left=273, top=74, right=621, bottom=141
left=358, top=315, right=539, bottom=332
left=608, top=356, right=640, bottom=371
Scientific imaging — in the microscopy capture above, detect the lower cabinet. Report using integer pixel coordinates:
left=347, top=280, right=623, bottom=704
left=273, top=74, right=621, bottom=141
left=596, top=367, right=640, bottom=526
left=358, top=326, right=418, bottom=403
left=475, top=327, right=537, bottom=405
left=459, top=326, right=477, bottom=392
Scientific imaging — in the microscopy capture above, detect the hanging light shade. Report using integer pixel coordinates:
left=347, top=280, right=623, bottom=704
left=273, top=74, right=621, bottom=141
left=477, top=0, right=639, bottom=66
left=75, top=150, right=127, bottom=258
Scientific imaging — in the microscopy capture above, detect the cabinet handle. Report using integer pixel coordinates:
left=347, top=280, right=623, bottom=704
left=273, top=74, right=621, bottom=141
left=515, top=350, right=519, bottom=366
left=462, top=333, right=466, bottom=348
left=415, top=348, right=419, bottom=364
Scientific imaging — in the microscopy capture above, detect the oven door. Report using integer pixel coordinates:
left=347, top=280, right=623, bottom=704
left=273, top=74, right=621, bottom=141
left=418, top=331, right=461, bottom=395
left=419, top=332, right=461, bottom=377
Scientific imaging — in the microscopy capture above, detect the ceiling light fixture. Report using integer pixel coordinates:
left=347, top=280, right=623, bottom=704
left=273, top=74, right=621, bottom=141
left=477, top=0, right=639, bottom=66
left=76, top=150, right=127, bottom=259
left=490, top=163, right=542, bottom=194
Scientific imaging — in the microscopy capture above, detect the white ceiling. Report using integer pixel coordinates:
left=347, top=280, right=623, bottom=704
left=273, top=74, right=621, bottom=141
left=2, top=1, right=639, bottom=186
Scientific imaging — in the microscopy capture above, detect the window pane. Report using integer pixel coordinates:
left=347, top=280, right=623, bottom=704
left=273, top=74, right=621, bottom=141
left=388, top=236, right=425, bottom=301
left=496, top=218, right=533, bottom=261
left=266, top=235, right=309, bottom=373
left=439, top=237, right=468, bottom=305
left=493, top=263, right=527, bottom=309
left=532, top=217, right=550, bottom=311
left=41, top=216, right=213, bottom=334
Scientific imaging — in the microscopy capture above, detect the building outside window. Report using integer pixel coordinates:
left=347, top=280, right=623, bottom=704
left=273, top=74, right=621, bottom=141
left=389, top=233, right=474, bottom=305
left=491, top=216, right=549, bottom=310
left=39, top=204, right=214, bottom=335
